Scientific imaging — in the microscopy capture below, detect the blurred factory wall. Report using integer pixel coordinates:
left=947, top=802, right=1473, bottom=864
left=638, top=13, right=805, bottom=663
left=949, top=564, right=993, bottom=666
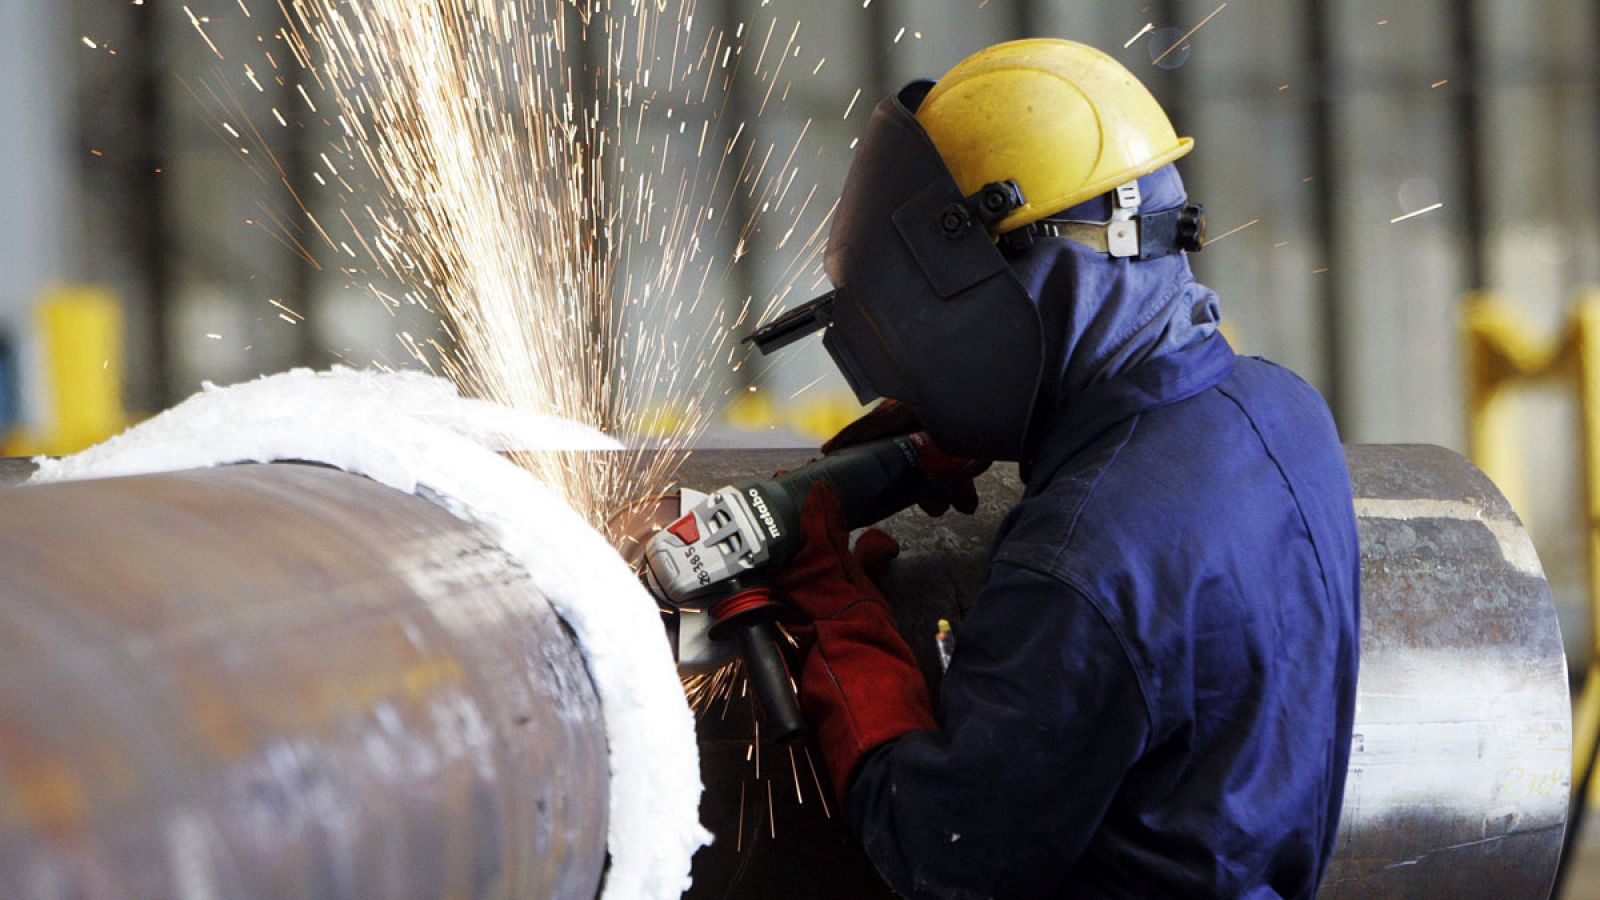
left=0, top=1, right=74, bottom=438
left=12, top=1, right=1600, bottom=647
left=45, top=1, right=1600, bottom=445
left=1475, top=0, right=1600, bottom=665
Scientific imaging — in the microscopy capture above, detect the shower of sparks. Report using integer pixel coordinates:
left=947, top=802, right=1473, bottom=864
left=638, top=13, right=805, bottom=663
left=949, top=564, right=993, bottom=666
left=1123, top=22, right=1154, bottom=48
left=1204, top=217, right=1260, bottom=245
left=188, top=0, right=859, bottom=858
left=788, top=372, right=827, bottom=400
left=1390, top=202, right=1443, bottom=224
left=188, top=0, right=842, bottom=526
left=788, top=745, right=803, bottom=802
left=183, top=6, right=224, bottom=60
left=736, top=781, right=746, bottom=853
left=1151, top=2, right=1227, bottom=66
left=805, top=747, right=831, bottom=817
left=684, top=660, right=743, bottom=715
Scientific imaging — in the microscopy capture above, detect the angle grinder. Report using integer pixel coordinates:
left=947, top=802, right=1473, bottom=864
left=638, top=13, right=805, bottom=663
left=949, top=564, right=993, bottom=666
left=642, top=432, right=983, bottom=742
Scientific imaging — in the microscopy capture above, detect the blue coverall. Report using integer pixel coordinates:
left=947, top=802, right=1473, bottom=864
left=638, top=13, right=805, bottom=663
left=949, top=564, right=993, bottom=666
left=844, top=171, right=1362, bottom=898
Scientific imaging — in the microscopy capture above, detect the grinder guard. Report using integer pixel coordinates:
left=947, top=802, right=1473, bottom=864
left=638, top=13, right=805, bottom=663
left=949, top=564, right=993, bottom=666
left=821, top=82, right=1046, bottom=461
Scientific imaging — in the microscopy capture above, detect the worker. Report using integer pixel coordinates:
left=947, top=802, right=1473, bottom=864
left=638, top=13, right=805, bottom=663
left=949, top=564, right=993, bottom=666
left=768, top=39, right=1361, bottom=898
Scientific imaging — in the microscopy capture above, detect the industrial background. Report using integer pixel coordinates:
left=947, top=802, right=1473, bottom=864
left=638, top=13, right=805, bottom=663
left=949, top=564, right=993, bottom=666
left=3, top=0, right=1599, bottom=894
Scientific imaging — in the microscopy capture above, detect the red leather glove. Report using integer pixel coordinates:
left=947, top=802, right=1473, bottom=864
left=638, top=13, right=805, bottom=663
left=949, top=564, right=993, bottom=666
left=776, top=480, right=936, bottom=803
left=823, top=399, right=985, bottom=516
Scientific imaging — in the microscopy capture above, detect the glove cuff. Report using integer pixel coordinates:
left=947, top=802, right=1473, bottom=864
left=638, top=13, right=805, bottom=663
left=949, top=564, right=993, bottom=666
left=799, top=602, right=936, bottom=802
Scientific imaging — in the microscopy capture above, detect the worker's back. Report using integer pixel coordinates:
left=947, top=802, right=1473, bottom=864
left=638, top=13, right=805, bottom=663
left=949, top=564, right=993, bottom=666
left=849, top=333, right=1359, bottom=899
left=1001, top=338, right=1361, bottom=897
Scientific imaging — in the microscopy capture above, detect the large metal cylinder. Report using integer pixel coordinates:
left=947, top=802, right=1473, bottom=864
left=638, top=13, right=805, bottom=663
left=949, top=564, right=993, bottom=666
left=676, top=444, right=1570, bottom=899
left=0, top=463, right=608, bottom=898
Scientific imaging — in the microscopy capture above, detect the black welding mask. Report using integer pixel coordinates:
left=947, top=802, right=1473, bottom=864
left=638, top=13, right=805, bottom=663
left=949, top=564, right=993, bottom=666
left=746, top=82, right=1044, bottom=461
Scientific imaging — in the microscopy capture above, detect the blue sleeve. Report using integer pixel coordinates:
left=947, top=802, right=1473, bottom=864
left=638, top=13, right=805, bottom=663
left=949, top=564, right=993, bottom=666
left=847, top=560, right=1153, bottom=899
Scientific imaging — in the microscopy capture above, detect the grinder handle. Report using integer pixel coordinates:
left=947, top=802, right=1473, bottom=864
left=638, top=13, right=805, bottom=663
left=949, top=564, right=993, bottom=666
left=731, top=618, right=807, bottom=743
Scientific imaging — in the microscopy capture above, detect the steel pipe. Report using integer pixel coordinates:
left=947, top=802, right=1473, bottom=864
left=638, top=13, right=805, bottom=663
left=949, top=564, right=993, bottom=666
left=675, top=444, right=1570, bottom=899
left=1323, top=445, right=1568, bottom=898
left=0, top=463, right=608, bottom=899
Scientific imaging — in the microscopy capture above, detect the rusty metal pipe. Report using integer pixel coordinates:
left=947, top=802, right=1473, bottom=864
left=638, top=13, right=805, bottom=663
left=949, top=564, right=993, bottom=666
left=0, top=463, right=608, bottom=899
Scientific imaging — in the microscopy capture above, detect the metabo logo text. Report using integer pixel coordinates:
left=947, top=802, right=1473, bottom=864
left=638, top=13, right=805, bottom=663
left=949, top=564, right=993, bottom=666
left=747, top=488, right=781, bottom=540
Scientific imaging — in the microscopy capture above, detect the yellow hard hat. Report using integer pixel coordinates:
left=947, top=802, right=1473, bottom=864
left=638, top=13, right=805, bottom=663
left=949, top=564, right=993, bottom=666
left=916, top=38, right=1194, bottom=234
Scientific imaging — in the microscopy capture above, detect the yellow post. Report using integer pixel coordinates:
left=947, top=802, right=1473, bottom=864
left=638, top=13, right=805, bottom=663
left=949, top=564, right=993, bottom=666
left=1463, top=288, right=1600, bottom=807
left=4, top=284, right=127, bottom=455
left=1570, top=294, right=1600, bottom=802
left=1571, top=295, right=1600, bottom=632
left=1461, top=292, right=1559, bottom=515
left=788, top=396, right=865, bottom=442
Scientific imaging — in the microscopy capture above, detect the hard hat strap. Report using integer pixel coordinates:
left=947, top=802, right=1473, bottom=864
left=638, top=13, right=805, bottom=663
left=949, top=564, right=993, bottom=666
left=1104, top=181, right=1143, bottom=256
left=1034, top=180, right=1205, bottom=260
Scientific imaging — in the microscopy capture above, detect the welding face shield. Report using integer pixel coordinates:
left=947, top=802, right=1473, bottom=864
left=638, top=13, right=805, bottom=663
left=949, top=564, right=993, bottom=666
left=747, top=82, right=1045, bottom=461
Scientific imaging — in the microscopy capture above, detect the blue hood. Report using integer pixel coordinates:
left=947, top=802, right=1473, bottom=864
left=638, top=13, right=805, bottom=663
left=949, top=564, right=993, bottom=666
left=1005, top=164, right=1221, bottom=417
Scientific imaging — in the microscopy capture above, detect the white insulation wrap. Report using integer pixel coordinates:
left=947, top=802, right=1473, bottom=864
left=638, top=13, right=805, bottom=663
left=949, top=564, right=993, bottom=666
left=29, top=367, right=712, bottom=899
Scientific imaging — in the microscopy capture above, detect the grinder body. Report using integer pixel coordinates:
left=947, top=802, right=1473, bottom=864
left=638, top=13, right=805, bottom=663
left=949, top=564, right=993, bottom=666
left=645, top=432, right=977, bottom=742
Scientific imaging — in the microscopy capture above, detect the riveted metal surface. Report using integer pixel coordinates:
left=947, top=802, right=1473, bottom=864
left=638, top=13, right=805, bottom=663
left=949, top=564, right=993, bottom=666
left=0, top=463, right=608, bottom=899
left=674, top=445, right=1569, bottom=899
